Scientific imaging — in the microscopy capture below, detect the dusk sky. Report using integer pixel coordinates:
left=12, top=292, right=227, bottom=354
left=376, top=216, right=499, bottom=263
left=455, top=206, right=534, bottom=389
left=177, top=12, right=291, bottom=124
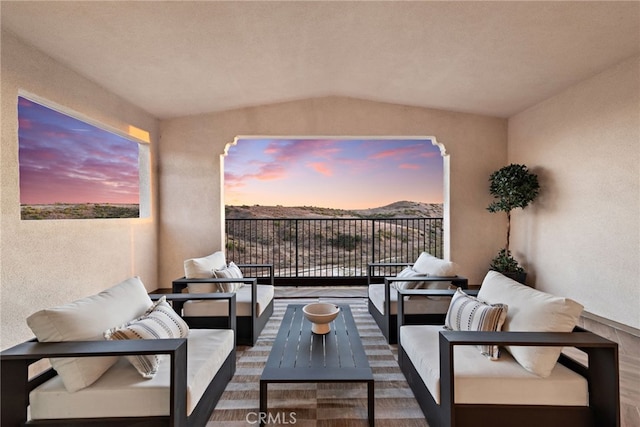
left=225, top=138, right=443, bottom=209
left=18, top=97, right=139, bottom=205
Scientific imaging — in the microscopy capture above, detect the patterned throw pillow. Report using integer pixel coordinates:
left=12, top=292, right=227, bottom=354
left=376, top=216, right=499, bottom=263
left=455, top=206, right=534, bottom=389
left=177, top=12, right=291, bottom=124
left=213, top=261, right=244, bottom=292
left=104, top=296, right=189, bottom=378
left=444, top=288, right=508, bottom=360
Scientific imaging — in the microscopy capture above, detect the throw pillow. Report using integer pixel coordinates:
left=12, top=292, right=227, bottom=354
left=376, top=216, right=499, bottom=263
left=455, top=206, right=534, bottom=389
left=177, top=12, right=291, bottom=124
left=213, top=261, right=244, bottom=292
left=412, top=252, right=458, bottom=276
left=477, top=271, right=583, bottom=377
left=392, top=266, right=427, bottom=290
left=444, top=288, right=508, bottom=360
left=104, top=296, right=189, bottom=378
left=183, top=251, right=226, bottom=279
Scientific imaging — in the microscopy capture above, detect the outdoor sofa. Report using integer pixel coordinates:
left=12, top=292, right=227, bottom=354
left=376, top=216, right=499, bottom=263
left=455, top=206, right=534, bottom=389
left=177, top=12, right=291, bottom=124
left=172, top=251, right=274, bottom=346
left=397, top=270, right=620, bottom=427
left=1, top=276, right=237, bottom=427
left=368, top=252, right=468, bottom=343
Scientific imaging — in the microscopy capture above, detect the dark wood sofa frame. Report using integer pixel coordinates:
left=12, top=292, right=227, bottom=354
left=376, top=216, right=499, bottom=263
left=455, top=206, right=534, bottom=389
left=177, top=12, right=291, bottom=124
left=172, top=263, right=274, bottom=346
left=396, top=288, right=620, bottom=427
left=1, top=293, right=237, bottom=427
left=367, top=262, right=468, bottom=344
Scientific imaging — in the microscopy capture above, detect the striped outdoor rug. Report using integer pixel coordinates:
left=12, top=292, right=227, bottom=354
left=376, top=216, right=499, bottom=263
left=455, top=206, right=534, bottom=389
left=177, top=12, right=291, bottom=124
left=207, top=297, right=429, bottom=427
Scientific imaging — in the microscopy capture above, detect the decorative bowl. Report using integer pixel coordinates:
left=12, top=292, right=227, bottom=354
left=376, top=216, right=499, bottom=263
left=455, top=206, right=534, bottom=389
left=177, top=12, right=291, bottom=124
left=302, top=303, right=340, bottom=334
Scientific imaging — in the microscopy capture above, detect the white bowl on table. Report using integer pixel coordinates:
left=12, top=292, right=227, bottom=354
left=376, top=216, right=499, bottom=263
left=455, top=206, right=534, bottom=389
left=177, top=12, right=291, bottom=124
left=302, top=303, right=340, bottom=334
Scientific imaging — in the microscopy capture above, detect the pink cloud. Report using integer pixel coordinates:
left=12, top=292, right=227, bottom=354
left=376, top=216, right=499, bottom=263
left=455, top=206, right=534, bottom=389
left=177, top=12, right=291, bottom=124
left=399, top=163, right=420, bottom=170
left=370, top=145, right=422, bottom=160
left=264, top=139, right=342, bottom=163
left=18, top=118, right=33, bottom=129
left=256, top=164, right=287, bottom=181
left=308, top=162, right=333, bottom=176
left=225, top=163, right=288, bottom=188
left=420, top=151, right=440, bottom=158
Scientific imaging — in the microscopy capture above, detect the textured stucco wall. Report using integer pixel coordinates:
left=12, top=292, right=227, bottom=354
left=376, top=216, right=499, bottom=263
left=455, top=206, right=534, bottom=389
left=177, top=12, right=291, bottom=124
left=159, top=96, right=508, bottom=287
left=508, top=56, right=640, bottom=328
left=0, top=32, right=160, bottom=349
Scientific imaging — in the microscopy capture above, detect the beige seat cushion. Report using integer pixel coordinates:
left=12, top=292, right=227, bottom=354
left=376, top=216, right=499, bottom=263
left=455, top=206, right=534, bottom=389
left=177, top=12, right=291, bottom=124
left=400, top=324, right=588, bottom=406
left=368, top=283, right=452, bottom=315
left=183, top=284, right=274, bottom=317
left=29, top=329, right=234, bottom=419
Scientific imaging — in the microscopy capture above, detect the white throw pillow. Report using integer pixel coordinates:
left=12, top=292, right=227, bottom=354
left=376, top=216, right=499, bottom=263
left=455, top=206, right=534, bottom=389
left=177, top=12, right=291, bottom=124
left=183, top=251, right=226, bottom=279
left=213, top=262, right=244, bottom=292
left=26, top=277, right=153, bottom=392
left=104, top=296, right=189, bottom=378
left=444, top=288, right=508, bottom=360
left=412, top=252, right=458, bottom=276
left=392, top=266, right=427, bottom=290
left=477, top=271, right=584, bottom=377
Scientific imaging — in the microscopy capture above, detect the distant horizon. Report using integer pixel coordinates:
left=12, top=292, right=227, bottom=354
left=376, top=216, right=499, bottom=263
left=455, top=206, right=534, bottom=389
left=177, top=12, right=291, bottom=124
left=21, top=202, right=139, bottom=206
left=225, top=138, right=444, bottom=210
left=224, top=200, right=443, bottom=210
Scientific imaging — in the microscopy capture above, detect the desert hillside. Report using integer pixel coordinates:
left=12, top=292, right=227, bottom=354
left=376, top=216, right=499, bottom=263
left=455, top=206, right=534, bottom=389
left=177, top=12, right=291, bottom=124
left=224, top=201, right=444, bottom=275
left=226, top=201, right=442, bottom=219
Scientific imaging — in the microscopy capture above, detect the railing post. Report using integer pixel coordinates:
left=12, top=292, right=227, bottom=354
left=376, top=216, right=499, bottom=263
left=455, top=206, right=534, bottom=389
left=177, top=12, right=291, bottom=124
left=371, top=219, right=377, bottom=268
left=295, top=219, right=299, bottom=279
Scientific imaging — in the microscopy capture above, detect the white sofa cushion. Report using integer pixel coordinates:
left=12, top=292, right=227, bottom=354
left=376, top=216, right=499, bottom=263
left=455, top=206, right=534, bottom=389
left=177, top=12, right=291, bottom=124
left=104, top=296, right=190, bottom=378
left=184, top=284, right=274, bottom=317
left=444, top=288, right=508, bottom=360
left=400, top=324, right=588, bottom=406
left=477, top=271, right=584, bottom=377
left=26, top=277, right=153, bottom=392
left=29, top=329, right=234, bottom=419
left=183, top=251, right=226, bottom=279
left=368, top=284, right=452, bottom=315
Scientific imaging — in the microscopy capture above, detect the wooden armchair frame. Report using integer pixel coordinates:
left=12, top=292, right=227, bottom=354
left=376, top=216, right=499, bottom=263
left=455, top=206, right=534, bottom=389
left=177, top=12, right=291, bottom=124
left=1, top=293, right=237, bottom=427
left=172, top=263, right=274, bottom=346
left=396, top=288, right=620, bottom=427
left=367, top=262, right=468, bottom=343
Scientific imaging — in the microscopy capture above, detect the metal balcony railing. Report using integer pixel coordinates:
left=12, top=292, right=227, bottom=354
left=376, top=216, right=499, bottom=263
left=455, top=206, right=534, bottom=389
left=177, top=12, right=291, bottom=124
left=225, top=217, right=444, bottom=286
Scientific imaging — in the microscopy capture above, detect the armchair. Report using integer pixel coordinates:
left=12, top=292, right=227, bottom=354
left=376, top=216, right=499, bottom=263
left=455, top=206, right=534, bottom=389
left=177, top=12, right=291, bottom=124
left=367, top=252, right=468, bottom=343
left=396, top=272, right=620, bottom=427
left=1, top=278, right=237, bottom=427
left=173, top=252, right=274, bottom=346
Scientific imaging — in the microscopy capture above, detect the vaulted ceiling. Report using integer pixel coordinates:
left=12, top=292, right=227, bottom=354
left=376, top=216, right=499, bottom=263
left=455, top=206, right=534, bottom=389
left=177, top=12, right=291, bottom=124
left=2, top=1, right=639, bottom=119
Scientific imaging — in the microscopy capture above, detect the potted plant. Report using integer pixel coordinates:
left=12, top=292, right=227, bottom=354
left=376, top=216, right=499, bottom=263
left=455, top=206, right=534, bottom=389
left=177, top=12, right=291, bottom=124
left=487, top=163, right=540, bottom=283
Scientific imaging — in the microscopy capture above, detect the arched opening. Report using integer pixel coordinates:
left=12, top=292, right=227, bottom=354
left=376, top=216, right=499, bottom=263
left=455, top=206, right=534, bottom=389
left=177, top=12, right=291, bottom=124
left=221, top=136, right=449, bottom=285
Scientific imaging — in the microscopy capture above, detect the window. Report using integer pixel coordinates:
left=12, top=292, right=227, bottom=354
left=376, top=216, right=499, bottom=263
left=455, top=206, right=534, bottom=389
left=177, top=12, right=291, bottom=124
left=18, top=95, right=148, bottom=220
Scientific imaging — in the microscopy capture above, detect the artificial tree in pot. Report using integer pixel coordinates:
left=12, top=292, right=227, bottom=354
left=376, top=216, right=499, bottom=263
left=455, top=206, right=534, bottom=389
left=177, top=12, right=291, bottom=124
left=487, top=163, right=540, bottom=284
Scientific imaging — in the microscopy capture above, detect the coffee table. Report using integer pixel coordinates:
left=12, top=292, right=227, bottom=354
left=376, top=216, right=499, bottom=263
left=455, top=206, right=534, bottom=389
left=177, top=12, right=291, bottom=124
left=260, top=304, right=375, bottom=426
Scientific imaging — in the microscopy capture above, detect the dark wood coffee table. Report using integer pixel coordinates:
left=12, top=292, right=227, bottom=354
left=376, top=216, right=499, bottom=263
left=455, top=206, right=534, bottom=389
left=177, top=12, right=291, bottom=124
left=260, top=304, right=375, bottom=426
